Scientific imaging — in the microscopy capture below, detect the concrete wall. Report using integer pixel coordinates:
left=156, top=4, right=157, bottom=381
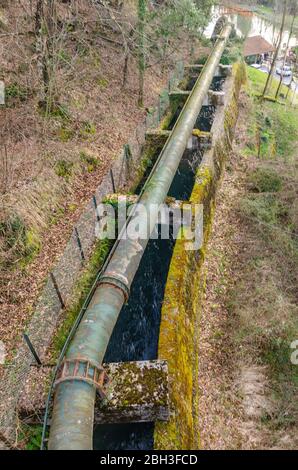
left=154, top=62, right=246, bottom=450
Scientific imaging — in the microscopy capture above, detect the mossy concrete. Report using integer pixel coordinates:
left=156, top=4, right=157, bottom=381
left=154, top=62, right=246, bottom=450
left=18, top=360, right=169, bottom=426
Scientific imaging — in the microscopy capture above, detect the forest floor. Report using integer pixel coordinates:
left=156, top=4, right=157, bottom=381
left=0, top=2, right=210, bottom=361
left=198, top=67, right=298, bottom=449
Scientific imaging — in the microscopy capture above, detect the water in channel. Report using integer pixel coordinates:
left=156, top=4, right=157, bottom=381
left=93, top=92, right=217, bottom=451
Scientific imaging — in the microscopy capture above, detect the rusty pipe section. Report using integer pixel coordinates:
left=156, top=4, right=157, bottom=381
left=48, top=24, right=232, bottom=450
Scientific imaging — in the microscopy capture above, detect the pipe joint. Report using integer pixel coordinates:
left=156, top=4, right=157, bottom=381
left=54, top=358, right=109, bottom=399
left=98, top=274, right=130, bottom=303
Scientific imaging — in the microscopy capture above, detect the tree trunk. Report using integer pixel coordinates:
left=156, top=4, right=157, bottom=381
left=261, top=0, right=288, bottom=100
left=122, top=50, right=129, bottom=88
left=35, top=0, right=44, bottom=35
left=36, top=0, right=57, bottom=111
left=275, top=12, right=296, bottom=99
left=137, top=0, right=146, bottom=107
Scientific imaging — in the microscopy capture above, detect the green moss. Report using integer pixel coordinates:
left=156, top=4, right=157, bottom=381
left=80, top=121, right=96, bottom=139
left=22, top=229, right=41, bottom=265
left=0, top=216, right=41, bottom=267
left=5, top=82, right=29, bottom=103
left=80, top=150, right=100, bottom=172
left=104, top=362, right=166, bottom=409
left=54, top=159, right=74, bottom=179
left=154, top=61, right=245, bottom=450
left=96, top=77, right=109, bottom=88
left=58, top=126, right=74, bottom=142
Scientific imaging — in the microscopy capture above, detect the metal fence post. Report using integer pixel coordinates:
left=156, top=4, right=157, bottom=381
left=50, top=272, right=65, bottom=309
left=93, top=195, right=101, bottom=223
left=23, top=334, right=42, bottom=366
left=74, top=227, right=85, bottom=262
left=110, top=169, right=116, bottom=193
left=124, top=144, right=132, bottom=178
left=158, top=96, right=161, bottom=122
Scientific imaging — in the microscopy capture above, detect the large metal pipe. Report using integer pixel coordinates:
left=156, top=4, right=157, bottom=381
left=48, top=24, right=232, bottom=450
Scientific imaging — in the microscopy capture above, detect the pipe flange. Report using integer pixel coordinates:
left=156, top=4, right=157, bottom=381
left=98, top=274, right=130, bottom=302
left=54, top=358, right=109, bottom=399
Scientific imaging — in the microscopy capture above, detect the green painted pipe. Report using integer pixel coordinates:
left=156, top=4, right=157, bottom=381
left=48, top=24, right=232, bottom=450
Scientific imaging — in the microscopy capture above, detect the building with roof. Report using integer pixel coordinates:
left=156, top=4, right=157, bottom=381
left=244, top=36, right=275, bottom=64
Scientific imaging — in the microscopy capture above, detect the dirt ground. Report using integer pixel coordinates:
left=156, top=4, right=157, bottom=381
left=0, top=2, right=209, bottom=359
left=198, top=91, right=298, bottom=450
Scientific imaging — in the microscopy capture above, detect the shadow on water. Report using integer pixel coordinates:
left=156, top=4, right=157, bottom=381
left=186, top=74, right=225, bottom=92
left=168, top=105, right=216, bottom=132
left=94, top=423, right=154, bottom=451
left=93, top=103, right=215, bottom=451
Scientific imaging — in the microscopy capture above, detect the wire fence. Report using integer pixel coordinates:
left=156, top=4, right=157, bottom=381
left=0, top=61, right=185, bottom=446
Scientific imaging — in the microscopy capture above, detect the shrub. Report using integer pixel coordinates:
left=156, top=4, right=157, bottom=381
left=249, top=168, right=283, bottom=193
left=54, top=159, right=74, bottom=179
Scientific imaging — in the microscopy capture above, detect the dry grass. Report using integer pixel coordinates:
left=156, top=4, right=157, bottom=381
left=0, top=1, right=207, bottom=357
left=198, top=88, right=298, bottom=450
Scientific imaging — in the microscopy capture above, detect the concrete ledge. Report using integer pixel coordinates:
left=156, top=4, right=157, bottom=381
left=95, top=360, right=169, bottom=424
left=154, top=61, right=247, bottom=450
left=208, top=90, right=225, bottom=106
left=146, top=129, right=212, bottom=148
left=219, top=64, right=233, bottom=77
left=184, top=64, right=204, bottom=70
left=168, top=90, right=190, bottom=106
left=18, top=360, right=169, bottom=425
left=103, top=193, right=186, bottom=210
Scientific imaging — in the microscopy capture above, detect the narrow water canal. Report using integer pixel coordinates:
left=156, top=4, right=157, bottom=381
left=93, top=77, right=219, bottom=450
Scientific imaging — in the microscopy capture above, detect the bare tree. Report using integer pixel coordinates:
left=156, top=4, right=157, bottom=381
left=275, top=5, right=297, bottom=99
left=261, top=0, right=288, bottom=100
left=137, top=0, right=146, bottom=107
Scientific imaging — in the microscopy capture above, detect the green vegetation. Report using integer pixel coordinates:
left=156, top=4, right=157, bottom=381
left=19, top=425, right=43, bottom=451
left=79, top=151, right=100, bottom=172
left=39, top=102, right=71, bottom=121
left=243, top=67, right=298, bottom=159
left=221, top=39, right=244, bottom=65
left=80, top=121, right=96, bottom=139
left=57, top=126, right=74, bottom=142
left=5, top=82, right=29, bottom=105
left=0, top=216, right=41, bottom=268
left=96, top=76, right=109, bottom=89
left=248, top=168, right=283, bottom=192
left=54, top=159, right=74, bottom=179
left=235, top=61, right=298, bottom=435
left=5, top=83, right=28, bottom=100
left=247, top=65, right=292, bottom=99
left=52, top=238, right=113, bottom=356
